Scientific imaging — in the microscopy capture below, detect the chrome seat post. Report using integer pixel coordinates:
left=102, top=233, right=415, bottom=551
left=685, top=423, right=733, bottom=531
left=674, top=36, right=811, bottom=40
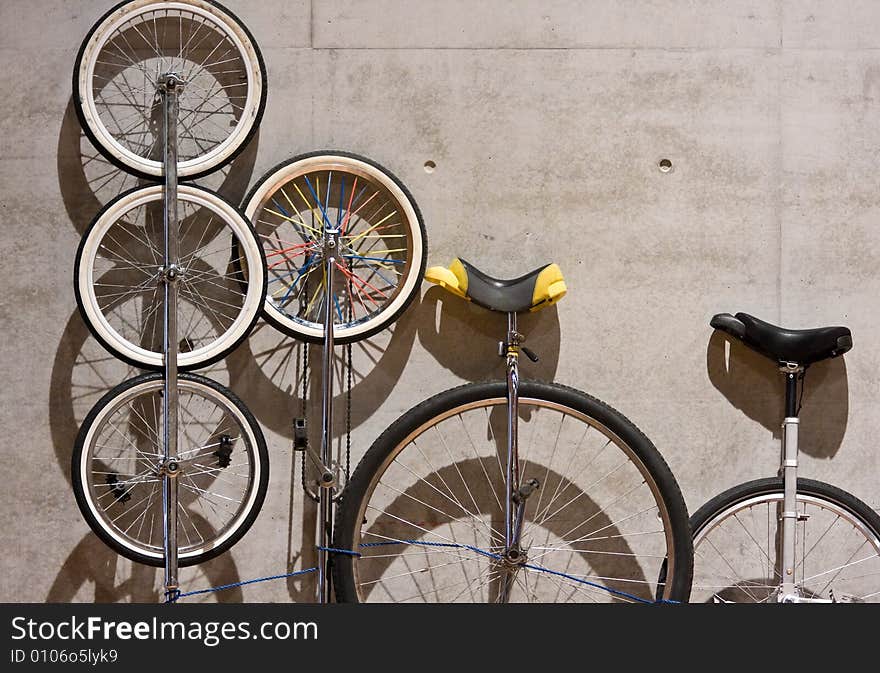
left=779, top=361, right=804, bottom=602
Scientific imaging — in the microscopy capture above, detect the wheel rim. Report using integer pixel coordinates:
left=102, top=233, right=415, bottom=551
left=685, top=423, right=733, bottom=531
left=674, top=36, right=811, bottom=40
left=349, top=396, right=679, bottom=603
left=243, top=155, right=424, bottom=343
left=77, top=0, right=264, bottom=177
left=78, top=377, right=262, bottom=563
left=77, top=185, right=264, bottom=370
left=693, top=492, right=880, bottom=603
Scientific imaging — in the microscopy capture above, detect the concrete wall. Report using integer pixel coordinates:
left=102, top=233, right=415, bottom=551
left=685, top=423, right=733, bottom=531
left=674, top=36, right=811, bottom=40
left=1, top=0, right=878, bottom=601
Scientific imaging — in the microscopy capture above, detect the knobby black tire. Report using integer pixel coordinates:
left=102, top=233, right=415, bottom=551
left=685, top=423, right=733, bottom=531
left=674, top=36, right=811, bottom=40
left=333, top=380, right=693, bottom=603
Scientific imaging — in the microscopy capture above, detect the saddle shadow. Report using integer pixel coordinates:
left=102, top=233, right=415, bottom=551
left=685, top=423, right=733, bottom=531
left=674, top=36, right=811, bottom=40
left=706, top=331, right=849, bottom=460
left=417, top=285, right=561, bottom=384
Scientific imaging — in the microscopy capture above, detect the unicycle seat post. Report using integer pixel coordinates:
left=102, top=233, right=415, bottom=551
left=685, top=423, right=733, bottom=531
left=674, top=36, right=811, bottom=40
left=779, top=361, right=804, bottom=601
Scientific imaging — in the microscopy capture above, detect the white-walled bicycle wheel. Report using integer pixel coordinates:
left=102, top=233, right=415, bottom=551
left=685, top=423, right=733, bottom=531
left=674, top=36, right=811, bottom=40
left=72, top=372, right=268, bottom=567
left=75, top=184, right=266, bottom=370
left=242, top=152, right=427, bottom=344
left=74, top=0, right=266, bottom=179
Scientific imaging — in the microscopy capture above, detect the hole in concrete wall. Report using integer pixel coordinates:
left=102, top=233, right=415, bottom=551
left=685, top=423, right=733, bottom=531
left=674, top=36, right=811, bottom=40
left=658, top=158, right=673, bottom=173
left=424, top=160, right=436, bottom=174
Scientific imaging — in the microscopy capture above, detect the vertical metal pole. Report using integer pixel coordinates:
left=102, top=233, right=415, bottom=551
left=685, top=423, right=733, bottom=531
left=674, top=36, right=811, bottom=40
left=496, top=312, right=521, bottom=603
left=505, top=312, right=521, bottom=549
left=161, top=74, right=183, bottom=599
left=779, top=368, right=800, bottom=601
left=317, top=228, right=338, bottom=603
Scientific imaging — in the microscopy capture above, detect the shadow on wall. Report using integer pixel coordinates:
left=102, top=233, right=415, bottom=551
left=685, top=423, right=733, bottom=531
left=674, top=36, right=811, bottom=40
left=417, top=285, right=561, bottom=384
left=49, top=101, right=261, bottom=602
left=225, top=308, right=420, bottom=440
left=706, top=331, right=849, bottom=460
left=57, top=97, right=260, bottom=236
left=47, top=533, right=243, bottom=603
left=51, top=123, right=426, bottom=601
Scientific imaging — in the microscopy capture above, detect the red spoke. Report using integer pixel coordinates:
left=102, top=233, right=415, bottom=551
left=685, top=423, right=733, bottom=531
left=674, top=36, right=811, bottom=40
left=339, top=176, right=359, bottom=235
left=335, top=261, right=387, bottom=306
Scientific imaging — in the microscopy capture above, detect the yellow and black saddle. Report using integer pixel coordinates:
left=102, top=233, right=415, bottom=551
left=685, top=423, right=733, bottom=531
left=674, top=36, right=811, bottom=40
left=425, top=258, right=566, bottom=313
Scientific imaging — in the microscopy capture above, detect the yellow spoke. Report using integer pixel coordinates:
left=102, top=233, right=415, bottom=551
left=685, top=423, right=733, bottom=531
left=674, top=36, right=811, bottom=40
left=292, top=180, right=327, bottom=231
left=349, top=248, right=407, bottom=255
left=263, top=209, right=322, bottom=236
left=346, top=211, right=399, bottom=246
left=305, top=267, right=325, bottom=316
left=279, top=185, right=313, bottom=235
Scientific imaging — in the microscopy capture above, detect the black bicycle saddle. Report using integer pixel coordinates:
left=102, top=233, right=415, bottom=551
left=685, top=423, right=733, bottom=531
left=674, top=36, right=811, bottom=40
left=710, top=312, right=852, bottom=365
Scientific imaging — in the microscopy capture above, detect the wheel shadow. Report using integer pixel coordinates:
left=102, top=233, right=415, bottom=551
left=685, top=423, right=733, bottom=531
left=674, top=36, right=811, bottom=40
left=47, top=531, right=243, bottom=603
left=353, top=457, right=654, bottom=603
left=52, top=95, right=259, bottom=601
left=57, top=96, right=259, bottom=237
left=706, top=330, right=849, bottom=459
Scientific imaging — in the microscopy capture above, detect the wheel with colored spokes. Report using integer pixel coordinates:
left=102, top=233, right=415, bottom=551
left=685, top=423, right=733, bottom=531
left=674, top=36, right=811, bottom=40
left=74, top=0, right=266, bottom=179
left=242, top=151, right=427, bottom=344
left=71, top=372, right=269, bottom=567
left=75, top=184, right=266, bottom=371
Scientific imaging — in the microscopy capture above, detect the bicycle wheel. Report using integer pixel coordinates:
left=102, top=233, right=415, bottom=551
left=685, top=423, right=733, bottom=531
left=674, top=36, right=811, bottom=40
left=334, top=380, right=692, bottom=603
left=74, top=0, right=266, bottom=179
left=690, top=477, right=880, bottom=603
left=75, top=184, right=266, bottom=371
left=72, top=372, right=268, bottom=567
left=241, top=151, right=427, bottom=344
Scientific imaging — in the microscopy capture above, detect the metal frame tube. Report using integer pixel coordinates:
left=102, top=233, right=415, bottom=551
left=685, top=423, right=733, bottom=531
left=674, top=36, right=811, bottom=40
left=497, top=312, right=522, bottom=603
left=505, top=312, right=520, bottom=549
left=160, top=74, right=183, bottom=598
left=316, top=228, right=339, bottom=603
left=779, top=368, right=801, bottom=601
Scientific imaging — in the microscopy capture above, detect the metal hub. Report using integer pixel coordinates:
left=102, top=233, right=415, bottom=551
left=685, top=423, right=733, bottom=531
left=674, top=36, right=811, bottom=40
left=503, top=547, right=527, bottom=566
left=159, top=458, right=181, bottom=477
left=158, top=72, right=185, bottom=91
left=159, top=263, right=182, bottom=283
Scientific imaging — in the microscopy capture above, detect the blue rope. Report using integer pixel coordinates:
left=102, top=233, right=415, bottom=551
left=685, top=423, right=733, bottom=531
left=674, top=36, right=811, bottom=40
left=165, top=543, right=678, bottom=605
left=166, top=567, right=318, bottom=603
left=318, top=545, right=361, bottom=558
left=358, top=540, right=677, bottom=605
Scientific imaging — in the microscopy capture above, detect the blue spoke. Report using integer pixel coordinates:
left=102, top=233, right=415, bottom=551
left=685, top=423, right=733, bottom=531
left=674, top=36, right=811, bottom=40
left=334, top=292, right=344, bottom=322
left=304, top=175, right=333, bottom=228
left=344, top=257, right=394, bottom=287
left=270, top=197, right=311, bottom=241
left=276, top=258, right=317, bottom=304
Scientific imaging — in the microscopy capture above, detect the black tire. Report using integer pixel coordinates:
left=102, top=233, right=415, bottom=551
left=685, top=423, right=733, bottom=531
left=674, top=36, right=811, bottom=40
left=241, top=150, right=427, bottom=345
left=690, top=477, right=880, bottom=603
left=73, top=0, right=267, bottom=180
left=333, top=380, right=693, bottom=603
left=72, top=372, right=269, bottom=567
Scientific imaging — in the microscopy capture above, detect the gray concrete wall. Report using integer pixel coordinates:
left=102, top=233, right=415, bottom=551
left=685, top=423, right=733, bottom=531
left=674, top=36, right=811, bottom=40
left=1, top=0, right=878, bottom=601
